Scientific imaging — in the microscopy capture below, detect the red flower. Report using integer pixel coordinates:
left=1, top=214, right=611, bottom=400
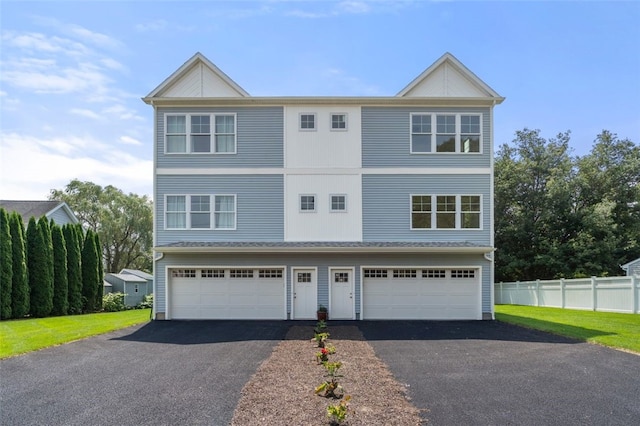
left=321, top=348, right=328, bottom=355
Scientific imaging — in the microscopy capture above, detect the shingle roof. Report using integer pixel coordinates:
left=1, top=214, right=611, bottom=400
left=156, top=241, right=492, bottom=253
left=0, top=200, right=64, bottom=222
left=120, top=269, right=153, bottom=280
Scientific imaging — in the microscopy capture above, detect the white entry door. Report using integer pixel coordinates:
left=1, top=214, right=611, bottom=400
left=293, top=268, right=317, bottom=319
left=330, top=268, right=354, bottom=319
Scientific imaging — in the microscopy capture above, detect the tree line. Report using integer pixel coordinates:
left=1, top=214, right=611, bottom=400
left=0, top=210, right=103, bottom=319
left=495, top=130, right=639, bottom=282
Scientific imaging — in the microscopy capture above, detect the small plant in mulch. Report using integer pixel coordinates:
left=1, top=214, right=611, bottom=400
left=322, top=360, right=342, bottom=377
left=315, top=320, right=328, bottom=333
left=315, top=378, right=344, bottom=399
left=326, top=395, right=351, bottom=425
left=316, top=347, right=331, bottom=364
left=312, top=332, right=330, bottom=348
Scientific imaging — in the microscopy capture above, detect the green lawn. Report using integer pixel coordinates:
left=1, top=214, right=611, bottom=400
left=495, top=305, right=640, bottom=353
left=0, top=309, right=151, bottom=359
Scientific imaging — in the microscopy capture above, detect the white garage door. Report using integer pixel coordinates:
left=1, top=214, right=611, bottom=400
left=169, top=268, right=285, bottom=319
left=362, top=268, right=481, bottom=320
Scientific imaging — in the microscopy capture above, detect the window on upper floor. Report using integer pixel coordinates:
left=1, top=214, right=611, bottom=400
left=300, top=194, right=316, bottom=212
left=165, top=194, right=236, bottom=230
left=331, top=113, right=347, bottom=131
left=410, top=113, right=482, bottom=154
left=330, top=194, right=347, bottom=212
left=410, top=195, right=481, bottom=230
left=165, top=113, right=236, bottom=154
left=300, top=113, right=316, bottom=131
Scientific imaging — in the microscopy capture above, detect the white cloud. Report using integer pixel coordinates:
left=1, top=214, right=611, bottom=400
left=70, top=108, right=102, bottom=120
left=0, top=132, right=152, bottom=199
left=119, top=135, right=142, bottom=146
left=337, top=1, right=371, bottom=14
left=1, top=30, right=90, bottom=56
left=135, top=19, right=168, bottom=32
left=103, top=104, right=145, bottom=121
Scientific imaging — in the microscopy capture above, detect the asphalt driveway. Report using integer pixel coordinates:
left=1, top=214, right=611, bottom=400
left=2, top=320, right=639, bottom=426
left=358, top=320, right=640, bottom=425
left=0, top=321, right=290, bottom=426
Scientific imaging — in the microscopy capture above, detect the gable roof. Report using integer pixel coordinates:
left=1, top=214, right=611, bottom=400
left=397, top=52, right=503, bottom=101
left=0, top=200, right=79, bottom=224
left=621, top=257, right=640, bottom=270
left=144, top=52, right=249, bottom=101
left=105, top=273, right=148, bottom=283
left=120, top=269, right=153, bottom=280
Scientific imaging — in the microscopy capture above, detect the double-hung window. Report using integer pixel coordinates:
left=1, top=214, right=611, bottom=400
left=165, top=113, right=236, bottom=154
left=409, top=113, right=482, bottom=153
left=214, top=195, right=236, bottom=229
left=410, top=195, right=481, bottom=229
left=165, top=194, right=236, bottom=230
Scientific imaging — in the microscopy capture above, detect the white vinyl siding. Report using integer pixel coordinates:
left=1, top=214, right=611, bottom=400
left=410, top=195, right=482, bottom=230
left=409, top=113, right=483, bottom=154
left=165, top=113, right=236, bottom=154
left=165, top=194, right=236, bottom=230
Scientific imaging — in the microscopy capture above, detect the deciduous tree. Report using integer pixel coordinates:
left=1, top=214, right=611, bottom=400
left=50, top=180, right=153, bottom=273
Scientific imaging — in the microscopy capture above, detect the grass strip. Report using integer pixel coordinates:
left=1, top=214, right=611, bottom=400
left=0, top=309, right=151, bottom=359
left=495, top=304, right=640, bottom=353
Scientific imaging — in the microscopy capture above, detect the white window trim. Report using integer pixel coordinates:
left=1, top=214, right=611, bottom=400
left=330, top=113, right=348, bottom=131
left=409, top=194, right=483, bottom=230
left=213, top=194, right=237, bottom=230
left=164, top=113, right=237, bottom=155
left=409, top=113, right=483, bottom=155
left=299, top=113, right=317, bottom=131
left=329, top=194, right=348, bottom=213
left=164, top=194, right=238, bottom=230
left=299, top=194, right=317, bottom=213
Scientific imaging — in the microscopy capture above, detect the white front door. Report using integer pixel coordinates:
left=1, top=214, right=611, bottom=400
left=293, top=268, right=317, bottom=319
left=330, top=268, right=354, bottom=319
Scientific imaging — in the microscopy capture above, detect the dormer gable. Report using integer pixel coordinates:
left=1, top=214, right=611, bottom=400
left=145, top=52, right=249, bottom=99
left=397, top=52, right=502, bottom=101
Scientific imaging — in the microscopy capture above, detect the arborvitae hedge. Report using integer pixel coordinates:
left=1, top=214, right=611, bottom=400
left=51, top=224, right=68, bottom=316
left=81, top=230, right=99, bottom=312
left=94, top=232, right=103, bottom=309
left=27, top=218, right=52, bottom=317
left=0, top=208, right=13, bottom=319
left=9, top=212, right=29, bottom=318
left=63, top=224, right=83, bottom=315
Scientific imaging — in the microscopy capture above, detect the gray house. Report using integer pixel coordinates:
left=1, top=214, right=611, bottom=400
left=143, top=52, right=504, bottom=321
left=621, top=258, right=640, bottom=276
left=0, top=200, right=79, bottom=226
left=104, top=269, right=153, bottom=306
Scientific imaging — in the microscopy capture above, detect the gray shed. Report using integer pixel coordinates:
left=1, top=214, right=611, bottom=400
left=104, top=273, right=150, bottom=306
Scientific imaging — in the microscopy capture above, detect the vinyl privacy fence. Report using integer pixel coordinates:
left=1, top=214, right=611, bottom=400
left=495, top=276, right=640, bottom=314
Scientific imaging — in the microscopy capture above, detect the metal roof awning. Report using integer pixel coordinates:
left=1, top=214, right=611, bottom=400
left=154, top=241, right=494, bottom=254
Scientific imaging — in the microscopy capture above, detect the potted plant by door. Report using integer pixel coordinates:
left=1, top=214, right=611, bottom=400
left=317, top=304, right=328, bottom=321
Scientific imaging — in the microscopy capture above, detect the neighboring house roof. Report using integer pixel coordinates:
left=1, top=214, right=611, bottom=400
left=143, top=52, right=504, bottom=106
left=0, top=200, right=79, bottom=224
left=103, top=281, right=113, bottom=287
left=155, top=241, right=493, bottom=254
left=120, top=269, right=153, bottom=280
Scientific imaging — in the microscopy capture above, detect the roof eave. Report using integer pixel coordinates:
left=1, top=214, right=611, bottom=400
left=142, top=96, right=504, bottom=106
left=154, top=245, right=494, bottom=254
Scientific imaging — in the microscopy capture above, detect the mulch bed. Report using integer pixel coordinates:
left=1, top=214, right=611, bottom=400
left=231, top=325, right=425, bottom=425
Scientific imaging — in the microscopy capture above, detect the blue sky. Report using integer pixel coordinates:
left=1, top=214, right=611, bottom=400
left=1, top=0, right=638, bottom=200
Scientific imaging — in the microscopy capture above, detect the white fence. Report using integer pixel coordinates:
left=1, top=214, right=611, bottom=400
left=495, top=276, right=640, bottom=314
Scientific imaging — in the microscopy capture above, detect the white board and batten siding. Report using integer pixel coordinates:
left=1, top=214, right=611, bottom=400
left=284, top=106, right=362, bottom=169
left=160, top=62, right=246, bottom=98
left=285, top=174, right=362, bottom=242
